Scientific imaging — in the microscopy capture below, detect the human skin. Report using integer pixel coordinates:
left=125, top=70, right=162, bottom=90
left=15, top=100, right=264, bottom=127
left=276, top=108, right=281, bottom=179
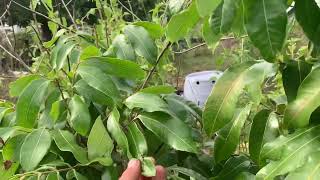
left=119, top=159, right=166, bottom=180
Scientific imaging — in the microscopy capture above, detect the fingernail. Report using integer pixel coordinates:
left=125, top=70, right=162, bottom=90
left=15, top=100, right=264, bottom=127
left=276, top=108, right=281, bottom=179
left=128, top=159, right=139, bottom=168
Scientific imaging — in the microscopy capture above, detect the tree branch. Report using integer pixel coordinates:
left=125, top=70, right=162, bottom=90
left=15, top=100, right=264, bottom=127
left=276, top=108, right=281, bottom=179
left=0, top=44, right=32, bottom=73
left=60, top=0, right=77, bottom=29
left=0, top=0, right=12, bottom=20
left=140, top=42, right=172, bottom=89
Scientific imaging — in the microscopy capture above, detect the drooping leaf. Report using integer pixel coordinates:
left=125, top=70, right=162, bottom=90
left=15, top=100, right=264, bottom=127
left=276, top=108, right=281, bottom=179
left=281, top=60, right=312, bottom=103
left=77, top=65, right=121, bottom=106
left=140, top=85, right=175, bottom=94
left=87, top=116, right=113, bottom=161
left=133, top=21, right=164, bottom=39
left=257, top=125, right=320, bottom=179
left=141, top=157, right=156, bottom=177
left=80, top=57, right=145, bottom=80
left=167, top=165, right=207, bottom=180
left=295, top=0, right=320, bottom=47
left=49, top=100, right=67, bottom=123
left=3, top=134, right=26, bottom=161
left=107, top=108, right=131, bottom=157
left=74, top=80, right=114, bottom=106
left=69, top=95, right=91, bottom=136
left=51, top=129, right=88, bottom=164
left=166, top=2, right=200, bottom=42
left=164, top=94, right=202, bottom=121
left=195, top=0, right=221, bottom=17
left=210, top=0, right=238, bottom=34
left=16, top=79, right=51, bottom=128
left=284, top=67, right=320, bottom=128
left=54, top=41, right=76, bottom=70
left=9, top=75, right=41, bottom=97
left=285, top=152, right=320, bottom=180
left=125, top=92, right=170, bottom=114
left=108, top=34, right=136, bottom=61
left=249, top=110, right=279, bottom=165
left=46, top=172, right=62, bottom=180
left=245, top=0, right=287, bottom=61
left=126, top=122, right=148, bottom=158
left=202, top=17, right=221, bottom=47
left=214, top=105, right=251, bottom=163
left=66, top=169, right=88, bottom=180
left=123, top=25, right=158, bottom=65
left=20, top=128, right=51, bottom=171
left=138, top=112, right=198, bottom=153
left=216, top=155, right=252, bottom=180
left=203, top=61, right=270, bottom=136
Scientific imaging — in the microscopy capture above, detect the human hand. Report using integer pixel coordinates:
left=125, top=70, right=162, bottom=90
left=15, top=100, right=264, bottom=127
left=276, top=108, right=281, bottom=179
left=119, top=159, right=166, bottom=180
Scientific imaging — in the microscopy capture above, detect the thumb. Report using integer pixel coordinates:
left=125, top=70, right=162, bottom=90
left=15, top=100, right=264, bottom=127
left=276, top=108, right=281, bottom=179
left=120, top=159, right=141, bottom=180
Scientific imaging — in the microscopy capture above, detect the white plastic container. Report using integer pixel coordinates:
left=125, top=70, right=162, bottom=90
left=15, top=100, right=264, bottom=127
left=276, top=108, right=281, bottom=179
left=183, top=71, right=223, bottom=107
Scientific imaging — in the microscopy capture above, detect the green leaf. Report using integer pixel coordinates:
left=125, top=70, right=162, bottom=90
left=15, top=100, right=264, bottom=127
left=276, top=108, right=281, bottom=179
left=9, top=75, right=41, bottom=97
left=20, top=128, right=51, bottom=171
left=203, top=61, right=269, bottom=136
left=80, top=45, right=101, bottom=60
left=168, top=0, right=185, bottom=14
left=87, top=116, right=113, bottom=161
left=3, top=134, right=26, bottom=161
left=54, top=41, right=76, bottom=70
left=81, top=57, right=145, bottom=80
left=125, top=92, right=170, bottom=114
left=133, top=21, right=164, bottom=39
left=164, top=94, right=202, bottom=120
left=108, top=34, right=136, bottom=61
left=216, top=155, right=252, bottom=180
left=196, top=0, right=221, bottom=17
left=0, top=162, right=19, bottom=179
left=285, top=152, right=320, bottom=180
left=235, top=172, right=255, bottom=180
left=257, top=125, right=320, bottom=179
left=107, top=108, right=131, bottom=157
left=284, top=67, right=320, bottom=128
left=16, top=79, right=51, bottom=128
left=123, top=25, right=158, bottom=65
left=51, top=129, right=88, bottom=164
left=0, top=127, right=16, bottom=141
left=46, top=172, right=62, bottom=180
left=166, top=2, right=200, bottom=42
left=213, top=105, right=251, bottom=163
left=316, top=0, right=320, bottom=8
left=43, top=29, right=66, bottom=48
left=295, top=0, right=320, bottom=46
left=49, top=100, right=67, bottom=123
left=245, top=0, right=287, bottom=61
left=141, top=157, right=156, bottom=177
left=126, top=122, right=148, bottom=158
left=210, top=0, right=237, bottom=34
left=281, top=60, right=312, bottom=103
left=140, top=85, right=175, bottom=94
left=74, top=80, right=114, bottom=106
left=69, top=95, right=91, bottom=136
left=66, top=169, right=88, bottom=180
left=249, top=110, right=279, bottom=165
left=167, top=165, right=207, bottom=180
left=77, top=65, right=121, bottom=106
left=202, top=17, right=221, bottom=47
left=138, top=112, right=198, bottom=153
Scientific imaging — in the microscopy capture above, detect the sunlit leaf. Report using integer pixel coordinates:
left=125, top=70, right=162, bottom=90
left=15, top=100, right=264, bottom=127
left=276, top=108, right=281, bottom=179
left=69, top=95, right=91, bottom=136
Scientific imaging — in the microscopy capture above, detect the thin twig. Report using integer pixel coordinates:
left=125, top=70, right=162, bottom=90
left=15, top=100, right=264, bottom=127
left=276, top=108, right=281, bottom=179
left=140, top=42, right=172, bottom=89
left=0, top=0, right=12, bottom=20
left=12, top=0, right=69, bottom=30
left=60, top=0, right=77, bottom=29
left=118, top=0, right=141, bottom=21
left=173, top=35, right=248, bottom=54
left=0, top=44, right=32, bottom=73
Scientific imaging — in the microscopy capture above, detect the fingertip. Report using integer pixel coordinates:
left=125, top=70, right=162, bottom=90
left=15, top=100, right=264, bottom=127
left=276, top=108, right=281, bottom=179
left=155, top=166, right=166, bottom=180
left=128, top=159, right=141, bottom=168
left=119, top=159, right=141, bottom=180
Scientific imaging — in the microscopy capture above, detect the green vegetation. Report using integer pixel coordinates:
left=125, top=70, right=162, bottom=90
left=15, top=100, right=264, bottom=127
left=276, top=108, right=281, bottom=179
left=0, top=0, right=320, bottom=179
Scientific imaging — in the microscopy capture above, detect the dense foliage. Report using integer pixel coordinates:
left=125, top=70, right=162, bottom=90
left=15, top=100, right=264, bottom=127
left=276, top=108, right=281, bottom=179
left=1, top=0, right=320, bottom=179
